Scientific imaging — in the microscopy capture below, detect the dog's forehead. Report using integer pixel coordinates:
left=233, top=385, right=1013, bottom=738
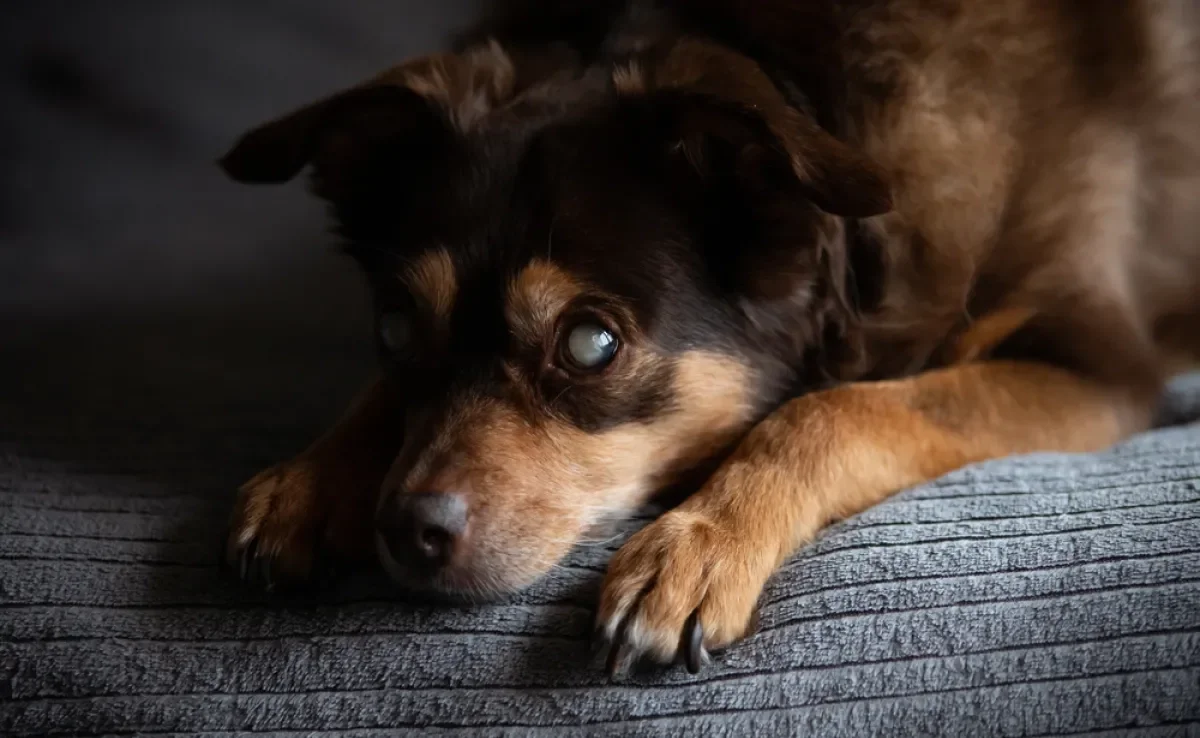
left=400, top=246, right=586, bottom=340
left=371, top=103, right=706, bottom=347
left=395, top=236, right=682, bottom=366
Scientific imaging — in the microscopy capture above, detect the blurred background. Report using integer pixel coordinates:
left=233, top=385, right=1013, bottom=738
left=0, top=1, right=477, bottom=487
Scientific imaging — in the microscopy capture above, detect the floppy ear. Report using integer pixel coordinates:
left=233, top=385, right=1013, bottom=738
left=613, top=39, right=891, bottom=218
left=610, top=39, right=887, bottom=372
left=218, top=85, right=441, bottom=191
left=218, top=44, right=516, bottom=201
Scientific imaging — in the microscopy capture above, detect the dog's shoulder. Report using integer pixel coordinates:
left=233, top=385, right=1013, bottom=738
left=826, top=0, right=1200, bottom=380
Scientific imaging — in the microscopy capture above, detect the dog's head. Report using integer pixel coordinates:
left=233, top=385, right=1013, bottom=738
left=221, top=38, right=890, bottom=599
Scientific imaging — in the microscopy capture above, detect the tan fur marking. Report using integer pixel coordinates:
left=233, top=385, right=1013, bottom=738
left=943, top=306, right=1037, bottom=364
left=373, top=40, right=515, bottom=130
left=505, top=259, right=583, bottom=345
left=589, top=352, right=754, bottom=496
left=404, top=248, right=458, bottom=327
left=612, top=61, right=647, bottom=94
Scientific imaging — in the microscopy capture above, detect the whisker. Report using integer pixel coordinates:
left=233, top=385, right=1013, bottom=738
left=550, top=385, right=572, bottom=406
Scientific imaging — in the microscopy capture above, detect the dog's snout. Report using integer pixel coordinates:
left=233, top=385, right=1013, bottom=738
left=377, top=492, right=469, bottom=567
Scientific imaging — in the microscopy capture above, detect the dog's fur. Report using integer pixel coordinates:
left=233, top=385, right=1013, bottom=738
left=219, top=0, right=1200, bottom=673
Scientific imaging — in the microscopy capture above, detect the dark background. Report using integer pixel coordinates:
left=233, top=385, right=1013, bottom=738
left=1, top=1, right=478, bottom=487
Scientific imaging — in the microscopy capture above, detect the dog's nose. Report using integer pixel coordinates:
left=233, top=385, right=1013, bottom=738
left=377, top=492, right=469, bottom=567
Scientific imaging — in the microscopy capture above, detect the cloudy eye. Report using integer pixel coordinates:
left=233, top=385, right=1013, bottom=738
left=563, top=322, right=618, bottom=371
left=378, top=312, right=411, bottom=354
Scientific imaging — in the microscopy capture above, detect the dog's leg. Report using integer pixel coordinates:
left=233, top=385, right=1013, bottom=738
left=225, top=375, right=405, bottom=589
left=596, top=360, right=1156, bottom=674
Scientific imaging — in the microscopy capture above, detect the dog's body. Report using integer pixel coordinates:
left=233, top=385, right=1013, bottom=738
left=220, top=0, right=1200, bottom=674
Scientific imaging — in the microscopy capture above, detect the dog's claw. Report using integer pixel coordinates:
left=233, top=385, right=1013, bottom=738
left=603, top=615, right=634, bottom=680
left=683, top=611, right=704, bottom=674
left=226, top=531, right=339, bottom=594
left=606, top=641, right=634, bottom=680
left=225, top=460, right=333, bottom=593
left=261, top=555, right=276, bottom=592
left=238, top=540, right=256, bottom=582
left=233, top=537, right=279, bottom=591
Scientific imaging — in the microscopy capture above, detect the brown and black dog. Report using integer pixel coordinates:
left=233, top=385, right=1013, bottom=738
left=219, top=0, right=1200, bottom=675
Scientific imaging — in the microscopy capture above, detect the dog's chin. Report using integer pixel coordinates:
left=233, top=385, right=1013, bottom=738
left=374, top=533, right=546, bottom=604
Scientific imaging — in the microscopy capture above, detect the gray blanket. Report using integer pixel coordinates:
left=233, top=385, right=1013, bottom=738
left=2, top=311, right=1199, bottom=736
left=2, top=1, right=1199, bottom=735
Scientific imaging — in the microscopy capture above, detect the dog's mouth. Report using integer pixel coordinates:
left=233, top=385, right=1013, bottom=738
left=374, top=533, right=506, bottom=603
left=368, top=485, right=602, bottom=601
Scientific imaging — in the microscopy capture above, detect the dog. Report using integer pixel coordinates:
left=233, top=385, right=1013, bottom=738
left=218, top=0, right=1200, bottom=676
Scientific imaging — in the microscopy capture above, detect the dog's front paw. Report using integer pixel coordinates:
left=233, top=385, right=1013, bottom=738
left=224, top=460, right=327, bottom=591
left=595, top=509, right=770, bottom=677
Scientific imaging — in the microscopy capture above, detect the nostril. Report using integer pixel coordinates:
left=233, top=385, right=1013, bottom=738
left=378, top=492, right=469, bottom=568
left=416, top=523, right=452, bottom=561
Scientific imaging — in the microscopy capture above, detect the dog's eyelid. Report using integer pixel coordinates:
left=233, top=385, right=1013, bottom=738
left=559, top=293, right=628, bottom=330
left=551, top=305, right=620, bottom=346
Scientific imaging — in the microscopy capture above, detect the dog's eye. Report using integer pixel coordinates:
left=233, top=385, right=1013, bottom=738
left=378, top=312, right=412, bottom=354
left=562, top=322, right=618, bottom=371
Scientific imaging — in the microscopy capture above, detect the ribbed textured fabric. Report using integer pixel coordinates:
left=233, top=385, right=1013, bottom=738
left=3, top=1, right=1199, bottom=734
left=2, top=313, right=1198, bottom=735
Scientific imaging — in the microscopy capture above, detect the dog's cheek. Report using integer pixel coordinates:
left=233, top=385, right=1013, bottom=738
left=459, top=483, right=583, bottom=590
left=467, top=351, right=756, bottom=580
left=594, top=351, right=760, bottom=491
left=448, top=413, right=598, bottom=575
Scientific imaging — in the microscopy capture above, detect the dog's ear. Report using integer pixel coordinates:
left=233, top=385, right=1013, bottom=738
left=219, top=44, right=516, bottom=201
left=608, top=39, right=887, bottom=372
left=613, top=39, right=891, bottom=218
left=218, top=86, right=444, bottom=198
